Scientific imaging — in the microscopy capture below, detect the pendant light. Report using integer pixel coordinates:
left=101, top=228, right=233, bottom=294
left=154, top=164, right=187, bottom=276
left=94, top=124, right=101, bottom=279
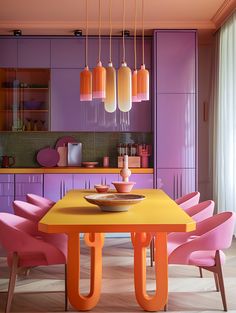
left=93, top=0, right=106, bottom=99
left=137, top=0, right=149, bottom=101
left=132, top=0, right=141, bottom=103
left=118, top=0, right=132, bottom=112
left=80, top=0, right=92, bottom=101
left=104, top=0, right=116, bottom=113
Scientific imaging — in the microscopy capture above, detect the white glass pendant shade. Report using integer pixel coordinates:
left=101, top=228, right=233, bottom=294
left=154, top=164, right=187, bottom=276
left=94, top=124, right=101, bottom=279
left=137, top=64, right=149, bottom=101
left=132, top=69, right=141, bottom=102
left=80, top=66, right=92, bottom=101
left=118, top=62, right=132, bottom=112
left=92, top=61, right=106, bottom=99
left=104, top=62, right=116, bottom=112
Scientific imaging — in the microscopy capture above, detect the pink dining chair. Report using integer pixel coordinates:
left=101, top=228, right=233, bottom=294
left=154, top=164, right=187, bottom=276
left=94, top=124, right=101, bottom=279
left=168, top=211, right=236, bottom=311
left=13, top=200, right=48, bottom=222
left=175, top=191, right=200, bottom=210
left=0, top=213, right=67, bottom=313
left=26, top=193, right=55, bottom=211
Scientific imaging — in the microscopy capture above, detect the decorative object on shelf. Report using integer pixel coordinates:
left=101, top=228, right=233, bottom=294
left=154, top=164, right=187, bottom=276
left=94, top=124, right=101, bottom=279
left=68, top=143, right=82, bottom=167
left=57, top=145, right=68, bottom=167
left=118, top=0, right=132, bottom=112
left=82, top=162, right=99, bottom=168
left=120, top=154, right=131, bottom=182
left=113, top=155, right=135, bottom=193
left=104, top=0, right=116, bottom=113
left=36, top=147, right=60, bottom=168
left=55, top=136, right=77, bottom=149
left=137, top=0, right=149, bottom=101
left=118, top=156, right=140, bottom=168
left=80, top=0, right=92, bottom=101
left=103, top=156, right=110, bottom=168
left=92, top=0, right=106, bottom=99
left=132, top=0, right=141, bottom=103
left=94, top=184, right=110, bottom=193
left=23, top=100, right=42, bottom=110
left=84, top=193, right=145, bottom=212
left=1, top=155, right=15, bottom=168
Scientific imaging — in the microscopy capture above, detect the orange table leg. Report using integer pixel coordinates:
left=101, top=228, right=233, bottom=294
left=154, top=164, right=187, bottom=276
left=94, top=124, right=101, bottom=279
left=67, top=233, right=104, bottom=311
left=132, top=232, right=168, bottom=312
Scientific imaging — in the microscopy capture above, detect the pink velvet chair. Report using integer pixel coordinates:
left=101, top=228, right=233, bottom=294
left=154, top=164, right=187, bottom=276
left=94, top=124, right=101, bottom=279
left=168, top=212, right=236, bottom=311
left=0, top=213, right=67, bottom=313
left=175, top=191, right=200, bottom=210
left=26, top=193, right=55, bottom=211
left=13, top=200, right=47, bottom=222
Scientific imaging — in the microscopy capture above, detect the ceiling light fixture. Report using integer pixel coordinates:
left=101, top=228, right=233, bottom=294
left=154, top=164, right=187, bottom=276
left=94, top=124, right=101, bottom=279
left=80, top=0, right=92, bottom=101
left=118, top=0, right=132, bottom=112
left=137, top=0, right=149, bottom=101
left=92, top=0, right=106, bottom=99
left=104, top=0, right=117, bottom=113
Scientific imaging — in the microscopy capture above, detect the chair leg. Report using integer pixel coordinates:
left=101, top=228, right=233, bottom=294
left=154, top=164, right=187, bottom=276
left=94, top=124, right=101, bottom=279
left=214, top=272, right=219, bottom=292
left=64, top=264, right=68, bottom=311
left=199, top=266, right=203, bottom=278
left=215, top=251, right=227, bottom=311
left=5, top=252, right=19, bottom=313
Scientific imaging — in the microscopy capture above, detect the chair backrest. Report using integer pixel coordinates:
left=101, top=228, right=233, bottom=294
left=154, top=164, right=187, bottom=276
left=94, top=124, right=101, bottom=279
left=13, top=200, right=46, bottom=222
left=175, top=191, right=200, bottom=210
left=26, top=193, right=55, bottom=210
left=185, top=200, right=214, bottom=223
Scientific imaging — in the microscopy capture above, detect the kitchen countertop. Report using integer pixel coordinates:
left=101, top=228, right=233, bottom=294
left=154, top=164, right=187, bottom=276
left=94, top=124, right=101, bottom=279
left=0, top=167, right=154, bottom=174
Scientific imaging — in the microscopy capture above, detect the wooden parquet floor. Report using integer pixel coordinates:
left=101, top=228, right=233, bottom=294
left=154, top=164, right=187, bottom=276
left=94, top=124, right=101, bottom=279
left=0, top=238, right=236, bottom=313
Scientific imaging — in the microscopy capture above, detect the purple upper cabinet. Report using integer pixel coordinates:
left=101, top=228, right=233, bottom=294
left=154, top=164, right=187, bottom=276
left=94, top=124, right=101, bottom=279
left=119, top=37, right=152, bottom=69
left=51, top=38, right=85, bottom=68
left=0, top=39, right=17, bottom=68
left=156, top=93, right=195, bottom=168
left=51, top=68, right=88, bottom=131
left=155, top=31, right=196, bottom=93
left=88, top=38, right=119, bottom=69
left=18, top=39, right=50, bottom=68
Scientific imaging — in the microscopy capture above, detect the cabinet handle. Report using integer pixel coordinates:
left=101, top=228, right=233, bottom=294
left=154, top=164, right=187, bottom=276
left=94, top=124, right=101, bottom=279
left=173, top=175, right=175, bottom=199
left=176, top=174, right=179, bottom=199
left=88, top=180, right=91, bottom=189
left=105, top=177, right=107, bottom=185
left=60, top=181, right=62, bottom=198
left=101, top=177, right=103, bottom=185
left=85, top=180, right=87, bottom=190
left=180, top=173, right=183, bottom=197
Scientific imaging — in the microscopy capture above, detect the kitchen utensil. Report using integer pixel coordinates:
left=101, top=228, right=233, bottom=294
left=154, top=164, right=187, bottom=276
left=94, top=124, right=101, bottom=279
left=81, top=162, right=98, bottom=168
left=1, top=155, right=15, bottom=168
left=36, top=147, right=59, bottom=167
left=103, top=156, right=109, bottom=168
left=57, top=146, right=68, bottom=167
left=112, top=181, right=136, bottom=193
left=68, top=143, right=82, bottom=167
left=94, top=184, right=110, bottom=193
left=84, top=193, right=145, bottom=212
left=55, top=136, right=77, bottom=149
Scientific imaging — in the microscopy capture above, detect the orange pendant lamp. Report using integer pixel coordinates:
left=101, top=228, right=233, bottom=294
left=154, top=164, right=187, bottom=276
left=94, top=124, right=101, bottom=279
left=118, top=0, right=132, bottom=112
left=104, top=0, right=117, bottom=113
left=137, top=0, right=149, bottom=101
left=132, top=0, right=141, bottom=103
left=80, top=0, right=92, bottom=101
left=93, top=0, right=106, bottom=99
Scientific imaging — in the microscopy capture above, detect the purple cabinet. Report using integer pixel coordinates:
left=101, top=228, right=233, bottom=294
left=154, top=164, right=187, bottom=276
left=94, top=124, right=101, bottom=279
left=156, top=93, right=195, bottom=168
left=157, top=169, right=196, bottom=200
left=155, top=31, right=196, bottom=93
left=18, top=39, right=50, bottom=68
left=130, top=174, right=153, bottom=189
left=0, top=174, right=14, bottom=213
left=73, top=174, right=119, bottom=190
left=44, top=174, right=73, bottom=202
left=15, top=174, right=43, bottom=201
left=0, top=39, right=17, bottom=68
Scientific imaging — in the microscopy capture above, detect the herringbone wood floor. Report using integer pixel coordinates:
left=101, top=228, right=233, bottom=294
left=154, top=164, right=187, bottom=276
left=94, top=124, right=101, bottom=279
left=0, top=238, right=236, bottom=313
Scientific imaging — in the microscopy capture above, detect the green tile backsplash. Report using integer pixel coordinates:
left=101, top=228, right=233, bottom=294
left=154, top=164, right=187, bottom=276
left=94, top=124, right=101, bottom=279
left=0, top=132, right=153, bottom=168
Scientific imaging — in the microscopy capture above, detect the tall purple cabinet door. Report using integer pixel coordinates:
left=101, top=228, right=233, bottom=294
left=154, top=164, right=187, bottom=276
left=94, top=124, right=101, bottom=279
left=44, top=174, right=73, bottom=202
left=156, top=93, right=195, bottom=168
left=18, top=39, right=50, bottom=68
left=156, top=31, right=196, bottom=93
left=51, top=38, right=85, bottom=68
left=0, top=39, right=17, bottom=68
left=51, top=69, right=88, bottom=131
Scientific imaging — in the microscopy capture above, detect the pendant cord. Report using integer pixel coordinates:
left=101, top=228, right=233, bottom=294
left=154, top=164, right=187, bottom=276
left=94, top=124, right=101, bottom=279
left=109, top=0, right=112, bottom=63
left=142, top=0, right=144, bottom=65
left=99, top=0, right=101, bottom=62
left=85, top=0, right=88, bottom=67
left=122, top=0, right=125, bottom=63
left=134, top=0, right=137, bottom=70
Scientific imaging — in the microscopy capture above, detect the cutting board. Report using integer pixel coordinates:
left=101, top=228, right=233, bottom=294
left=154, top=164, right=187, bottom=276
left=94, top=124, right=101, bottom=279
left=57, top=146, right=68, bottom=167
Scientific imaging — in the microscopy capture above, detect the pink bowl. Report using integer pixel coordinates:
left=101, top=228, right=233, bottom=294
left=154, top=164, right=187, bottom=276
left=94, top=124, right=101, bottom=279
left=94, top=185, right=110, bottom=193
left=112, top=181, right=136, bottom=193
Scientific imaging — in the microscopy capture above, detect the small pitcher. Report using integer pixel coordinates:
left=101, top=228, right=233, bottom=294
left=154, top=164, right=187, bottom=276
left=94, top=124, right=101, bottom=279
left=1, top=155, right=15, bottom=168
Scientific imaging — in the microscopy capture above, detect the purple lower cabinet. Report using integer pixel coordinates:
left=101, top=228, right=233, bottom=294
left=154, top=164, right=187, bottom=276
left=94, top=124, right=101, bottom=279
left=157, top=168, right=196, bottom=200
left=73, top=174, right=119, bottom=190
left=124, top=174, right=153, bottom=189
left=156, top=93, right=196, bottom=168
left=0, top=174, right=14, bottom=213
left=15, top=174, right=43, bottom=202
left=44, top=174, right=73, bottom=202
left=0, top=196, right=14, bottom=213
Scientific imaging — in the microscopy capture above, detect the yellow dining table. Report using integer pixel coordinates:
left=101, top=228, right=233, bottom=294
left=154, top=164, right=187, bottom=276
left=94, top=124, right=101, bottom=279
left=39, top=189, right=196, bottom=312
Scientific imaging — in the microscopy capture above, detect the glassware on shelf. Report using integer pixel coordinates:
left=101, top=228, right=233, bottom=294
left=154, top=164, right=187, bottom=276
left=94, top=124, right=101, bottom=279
left=26, top=118, right=32, bottom=131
